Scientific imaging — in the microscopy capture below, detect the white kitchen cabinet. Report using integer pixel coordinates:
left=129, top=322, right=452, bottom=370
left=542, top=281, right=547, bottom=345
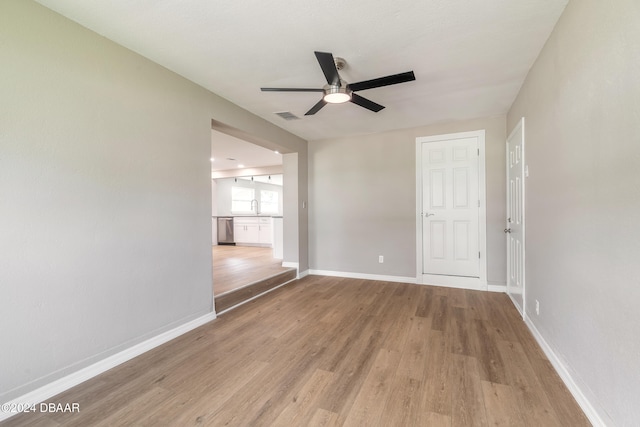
left=258, top=217, right=272, bottom=245
left=233, top=223, right=258, bottom=244
left=272, top=217, right=283, bottom=259
left=234, top=217, right=272, bottom=247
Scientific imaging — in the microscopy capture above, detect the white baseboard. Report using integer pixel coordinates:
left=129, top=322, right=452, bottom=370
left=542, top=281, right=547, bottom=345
left=309, top=270, right=505, bottom=293
left=418, top=273, right=486, bottom=291
left=308, top=269, right=416, bottom=284
left=0, top=312, right=217, bottom=422
left=487, top=281, right=507, bottom=293
left=524, top=314, right=610, bottom=427
left=281, top=262, right=303, bottom=279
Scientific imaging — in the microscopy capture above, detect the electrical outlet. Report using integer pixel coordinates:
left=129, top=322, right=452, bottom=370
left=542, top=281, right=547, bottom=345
left=535, top=300, right=540, bottom=315
left=378, top=255, right=384, bottom=263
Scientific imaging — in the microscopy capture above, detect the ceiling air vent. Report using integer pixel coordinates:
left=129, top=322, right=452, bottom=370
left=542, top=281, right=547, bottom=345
left=274, top=111, right=300, bottom=121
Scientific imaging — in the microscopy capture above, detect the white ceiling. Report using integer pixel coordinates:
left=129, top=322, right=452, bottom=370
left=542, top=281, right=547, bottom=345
left=237, top=175, right=283, bottom=187
left=211, top=130, right=282, bottom=172
left=35, top=0, right=568, bottom=142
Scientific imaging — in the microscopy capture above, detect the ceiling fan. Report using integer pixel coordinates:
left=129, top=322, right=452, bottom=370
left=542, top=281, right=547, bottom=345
left=261, top=51, right=416, bottom=116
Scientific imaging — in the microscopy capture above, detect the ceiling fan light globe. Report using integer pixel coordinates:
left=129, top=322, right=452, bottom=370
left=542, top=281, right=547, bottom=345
left=323, top=86, right=352, bottom=104
left=324, top=93, right=351, bottom=103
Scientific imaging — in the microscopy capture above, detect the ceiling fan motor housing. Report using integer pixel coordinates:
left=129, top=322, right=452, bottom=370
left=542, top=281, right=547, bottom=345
left=334, top=57, right=347, bottom=70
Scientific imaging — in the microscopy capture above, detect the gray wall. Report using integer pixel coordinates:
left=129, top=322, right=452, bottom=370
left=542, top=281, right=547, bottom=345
left=308, top=116, right=506, bottom=283
left=507, top=0, right=640, bottom=424
left=283, top=153, right=300, bottom=265
left=298, top=148, right=310, bottom=272
left=0, top=0, right=306, bottom=403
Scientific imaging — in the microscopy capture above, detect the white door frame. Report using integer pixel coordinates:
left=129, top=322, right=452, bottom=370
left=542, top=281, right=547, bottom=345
left=415, top=130, right=488, bottom=291
left=506, top=118, right=526, bottom=318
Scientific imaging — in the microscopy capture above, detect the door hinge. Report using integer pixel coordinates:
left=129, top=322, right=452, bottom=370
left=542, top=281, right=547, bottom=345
left=477, top=148, right=480, bottom=156
left=479, top=252, right=481, bottom=259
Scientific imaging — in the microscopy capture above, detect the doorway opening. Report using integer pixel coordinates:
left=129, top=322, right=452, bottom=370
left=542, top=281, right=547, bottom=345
left=210, top=128, right=295, bottom=312
left=415, top=130, right=488, bottom=290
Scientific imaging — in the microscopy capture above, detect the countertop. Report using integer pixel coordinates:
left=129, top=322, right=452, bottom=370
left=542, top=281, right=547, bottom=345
left=213, top=215, right=279, bottom=218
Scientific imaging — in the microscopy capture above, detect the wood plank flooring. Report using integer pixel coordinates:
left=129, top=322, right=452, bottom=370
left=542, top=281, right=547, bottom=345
left=1, top=276, right=590, bottom=426
left=214, top=269, right=297, bottom=313
left=213, top=245, right=289, bottom=295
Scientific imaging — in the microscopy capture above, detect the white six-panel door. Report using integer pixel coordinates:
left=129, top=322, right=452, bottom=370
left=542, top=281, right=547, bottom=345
left=506, top=118, right=525, bottom=316
left=421, top=137, right=479, bottom=277
left=417, top=131, right=487, bottom=290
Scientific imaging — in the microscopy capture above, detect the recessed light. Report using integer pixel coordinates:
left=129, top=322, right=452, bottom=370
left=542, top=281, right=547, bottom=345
left=274, top=150, right=279, bottom=154
left=210, top=157, right=215, bottom=162
left=238, top=164, right=244, bottom=168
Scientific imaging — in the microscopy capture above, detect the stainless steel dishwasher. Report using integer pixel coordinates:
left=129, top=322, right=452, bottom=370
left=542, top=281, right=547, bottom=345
left=217, top=217, right=235, bottom=245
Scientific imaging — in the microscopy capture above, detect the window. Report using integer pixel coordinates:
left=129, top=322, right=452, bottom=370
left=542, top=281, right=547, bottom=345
left=231, top=186, right=255, bottom=213
left=260, top=190, right=279, bottom=214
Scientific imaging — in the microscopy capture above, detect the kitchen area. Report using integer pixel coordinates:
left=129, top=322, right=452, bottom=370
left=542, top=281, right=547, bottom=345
left=212, top=175, right=286, bottom=295
left=210, top=129, right=289, bottom=299
left=213, top=174, right=283, bottom=253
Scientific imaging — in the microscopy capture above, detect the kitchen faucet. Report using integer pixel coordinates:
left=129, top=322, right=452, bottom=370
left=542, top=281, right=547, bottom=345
left=250, top=199, right=260, bottom=215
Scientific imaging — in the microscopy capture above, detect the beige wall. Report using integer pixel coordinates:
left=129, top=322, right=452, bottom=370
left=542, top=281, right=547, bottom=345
left=0, top=0, right=306, bottom=403
left=508, top=0, right=640, bottom=424
left=309, top=116, right=506, bottom=283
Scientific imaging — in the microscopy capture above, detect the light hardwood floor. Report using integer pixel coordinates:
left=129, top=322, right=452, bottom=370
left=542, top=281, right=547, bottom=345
left=1, top=276, right=589, bottom=426
left=213, top=245, right=290, bottom=295
left=214, top=269, right=297, bottom=314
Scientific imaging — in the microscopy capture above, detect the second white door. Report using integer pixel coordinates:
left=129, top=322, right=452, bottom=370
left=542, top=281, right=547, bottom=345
left=421, top=137, right=480, bottom=278
left=506, top=118, right=525, bottom=316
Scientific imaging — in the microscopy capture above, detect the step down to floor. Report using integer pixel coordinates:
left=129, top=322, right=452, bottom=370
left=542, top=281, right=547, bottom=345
left=215, top=268, right=297, bottom=314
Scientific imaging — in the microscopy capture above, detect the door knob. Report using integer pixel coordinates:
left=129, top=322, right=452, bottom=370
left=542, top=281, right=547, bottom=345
left=424, top=213, right=435, bottom=217
left=504, top=228, right=511, bottom=233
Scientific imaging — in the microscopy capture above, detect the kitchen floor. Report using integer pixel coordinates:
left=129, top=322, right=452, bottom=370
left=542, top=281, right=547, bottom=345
left=212, top=245, right=290, bottom=295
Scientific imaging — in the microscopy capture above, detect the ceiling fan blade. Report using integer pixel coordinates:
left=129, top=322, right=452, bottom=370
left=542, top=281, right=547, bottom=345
left=350, top=93, right=385, bottom=112
left=348, top=71, right=415, bottom=92
left=315, top=51, right=341, bottom=86
left=261, top=87, right=324, bottom=92
left=305, top=98, right=327, bottom=115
